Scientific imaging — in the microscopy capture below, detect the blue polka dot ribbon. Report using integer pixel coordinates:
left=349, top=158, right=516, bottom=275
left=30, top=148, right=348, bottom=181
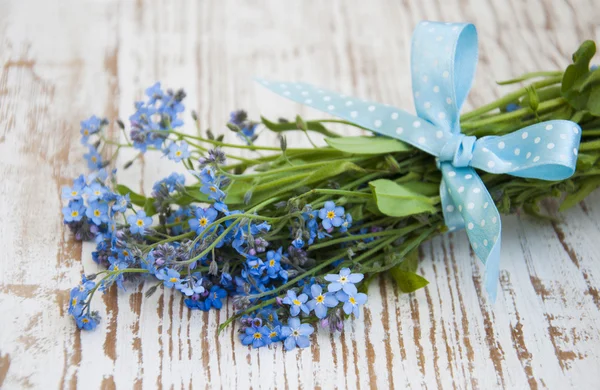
left=257, top=21, right=581, bottom=301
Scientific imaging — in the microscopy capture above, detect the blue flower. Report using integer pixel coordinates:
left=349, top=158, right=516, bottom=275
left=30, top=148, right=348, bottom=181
left=240, top=325, right=272, bottom=348
left=280, top=317, right=314, bottom=351
left=265, top=248, right=283, bottom=278
left=84, top=182, right=107, bottom=202
left=318, top=201, right=345, bottom=230
left=84, top=146, right=103, bottom=170
left=63, top=200, right=86, bottom=222
left=246, top=255, right=265, bottom=277
left=108, top=261, right=128, bottom=290
left=167, top=141, right=190, bottom=162
left=75, top=313, right=99, bottom=330
left=61, top=176, right=85, bottom=201
left=335, top=289, right=368, bottom=318
left=80, top=115, right=103, bottom=144
left=188, top=207, right=218, bottom=234
left=127, top=210, right=153, bottom=235
left=204, top=285, right=227, bottom=310
left=282, top=290, right=309, bottom=316
left=306, top=284, right=339, bottom=319
left=153, top=172, right=185, bottom=194
left=292, top=237, right=304, bottom=249
left=156, top=268, right=184, bottom=289
left=325, top=268, right=364, bottom=294
left=192, top=166, right=216, bottom=185
left=145, top=82, right=164, bottom=104
left=200, top=182, right=226, bottom=202
left=85, top=200, right=109, bottom=225
left=267, top=325, right=282, bottom=342
left=112, top=194, right=130, bottom=213
left=339, top=213, right=353, bottom=233
left=177, top=278, right=205, bottom=296
left=167, top=207, right=191, bottom=235
left=68, top=287, right=87, bottom=317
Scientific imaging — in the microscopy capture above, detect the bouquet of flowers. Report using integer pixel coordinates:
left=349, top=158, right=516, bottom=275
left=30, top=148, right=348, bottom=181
left=64, top=22, right=600, bottom=350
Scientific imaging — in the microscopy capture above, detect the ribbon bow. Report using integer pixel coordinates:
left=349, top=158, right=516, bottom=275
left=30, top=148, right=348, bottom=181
left=257, top=21, right=581, bottom=301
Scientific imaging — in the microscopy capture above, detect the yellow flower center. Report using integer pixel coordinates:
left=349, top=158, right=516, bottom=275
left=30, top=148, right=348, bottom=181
left=136, top=219, right=144, bottom=226
left=175, top=151, right=182, bottom=157
left=199, top=217, right=208, bottom=227
left=269, top=259, right=275, bottom=267
left=169, top=277, right=178, bottom=283
left=71, top=298, right=77, bottom=306
left=293, top=299, right=301, bottom=306
left=339, top=276, right=348, bottom=283
left=316, top=295, right=324, bottom=303
left=292, top=330, right=300, bottom=336
left=94, top=210, right=101, bottom=217
left=71, top=191, right=78, bottom=196
left=83, top=129, right=89, bottom=135
left=349, top=296, right=357, bottom=305
left=174, top=217, right=181, bottom=223
left=91, top=156, right=97, bottom=162
left=326, top=210, right=335, bottom=219
left=268, top=314, right=274, bottom=322
left=71, top=211, right=79, bottom=217
left=209, top=186, right=217, bottom=193
left=123, top=250, right=129, bottom=257
left=269, top=331, right=277, bottom=338
left=114, top=265, right=119, bottom=271
left=82, top=317, right=89, bottom=323
left=253, top=332, right=262, bottom=339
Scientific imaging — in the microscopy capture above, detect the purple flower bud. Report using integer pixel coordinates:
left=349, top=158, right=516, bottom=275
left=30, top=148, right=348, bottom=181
left=248, top=248, right=257, bottom=256
left=320, top=319, right=329, bottom=329
left=275, top=297, right=283, bottom=306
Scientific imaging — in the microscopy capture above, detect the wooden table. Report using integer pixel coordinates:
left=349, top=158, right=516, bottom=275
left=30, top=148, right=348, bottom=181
left=1, top=0, right=599, bottom=388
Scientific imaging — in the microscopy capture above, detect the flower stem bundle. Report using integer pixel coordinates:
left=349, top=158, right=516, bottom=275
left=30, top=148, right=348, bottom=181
left=65, top=41, right=600, bottom=350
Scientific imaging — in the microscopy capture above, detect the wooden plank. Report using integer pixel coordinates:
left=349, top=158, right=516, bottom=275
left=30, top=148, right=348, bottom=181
left=0, top=0, right=599, bottom=388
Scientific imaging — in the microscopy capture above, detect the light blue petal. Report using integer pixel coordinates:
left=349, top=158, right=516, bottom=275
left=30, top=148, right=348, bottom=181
left=348, top=273, right=364, bottom=283
left=284, top=336, right=296, bottom=351
left=314, top=304, right=327, bottom=319
left=342, top=283, right=357, bottom=295
left=296, top=335, right=310, bottom=349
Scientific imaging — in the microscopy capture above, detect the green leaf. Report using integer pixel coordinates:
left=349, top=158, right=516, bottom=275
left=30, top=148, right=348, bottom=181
left=559, top=176, right=600, bottom=211
left=588, top=85, right=600, bottom=116
left=369, top=179, right=437, bottom=217
left=397, top=248, right=419, bottom=273
left=116, top=184, right=147, bottom=206
left=143, top=198, right=157, bottom=217
left=561, top=41, right=597, bottom=110
left=389, top=268, right=429, bottom=293
left=402, top=181, right=440, bottom=197
left=325, top=136, right=412, bottom=155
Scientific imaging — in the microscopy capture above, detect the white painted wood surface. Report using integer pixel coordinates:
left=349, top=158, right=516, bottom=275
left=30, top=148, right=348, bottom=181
left=1, top=0, right=599, bottom=388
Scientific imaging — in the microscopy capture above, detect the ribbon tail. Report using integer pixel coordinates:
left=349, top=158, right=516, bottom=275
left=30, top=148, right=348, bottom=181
left=484, top=229, right=501, bottom=302
left=440, top=180, right=465, bottom=231
left=439, top=162, right=502, bottom=301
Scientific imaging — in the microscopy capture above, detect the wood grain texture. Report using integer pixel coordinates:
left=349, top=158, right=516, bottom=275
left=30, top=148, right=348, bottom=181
left=1, top=0, right=599, bottom=388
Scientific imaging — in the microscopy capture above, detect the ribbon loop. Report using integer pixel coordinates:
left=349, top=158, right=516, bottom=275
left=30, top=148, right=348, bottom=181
left=256, top=20, right=581, bottom=301
left=411, top=22, right=478, bottom=133
left=438, top=134, right=477, bottom=168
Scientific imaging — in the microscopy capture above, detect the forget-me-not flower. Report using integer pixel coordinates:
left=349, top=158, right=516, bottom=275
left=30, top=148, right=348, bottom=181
left=318, top=201, right=345, bottom=230
left=282, top=290, right=309, bottom=316
left=306, top=284, right=338, bottom=319
left=281, top=317, right=314, bottom=351
left=325, top=268, right=364, bottom=294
